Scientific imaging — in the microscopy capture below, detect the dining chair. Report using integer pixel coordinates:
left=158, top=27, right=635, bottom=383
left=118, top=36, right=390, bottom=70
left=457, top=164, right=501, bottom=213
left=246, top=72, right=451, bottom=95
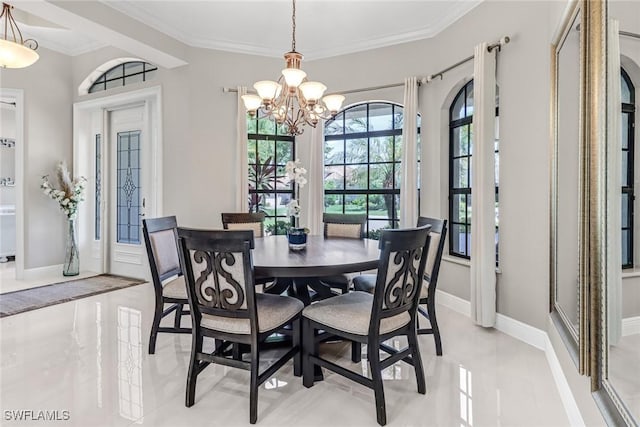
left=221, top=212, right=266, bottom=237
left=177, top=228, right=303, bottom=424
left=313, top=213, right=367, bottom=298
left=302, top=225, right=431, bottom=426
left=142, top=216, right=191, bottom=355
left=221, top=212, right=276, bottom=291
left=353, top=217, right=448, bottom=357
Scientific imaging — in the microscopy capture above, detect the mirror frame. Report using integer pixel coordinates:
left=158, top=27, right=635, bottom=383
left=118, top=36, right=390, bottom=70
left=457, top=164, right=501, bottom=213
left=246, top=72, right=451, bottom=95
left=550, top=0, right=592, bottom=374
left=594, top=1, right=639, bottom=425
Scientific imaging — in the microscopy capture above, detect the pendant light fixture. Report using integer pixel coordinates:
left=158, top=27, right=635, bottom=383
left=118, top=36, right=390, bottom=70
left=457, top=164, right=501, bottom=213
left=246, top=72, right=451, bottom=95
left=242, top=0, right=344, bottom=136
left=0, top=2, right=39, bottom=69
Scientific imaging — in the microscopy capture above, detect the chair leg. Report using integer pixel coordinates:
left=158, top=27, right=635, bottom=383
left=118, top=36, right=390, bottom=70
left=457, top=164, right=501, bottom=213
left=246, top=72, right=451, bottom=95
left=249, top=344, right=259, bottom=424
left=174, top=303, right=183, bottom=329
left=428, top=299, right=443, bottom=356
left=352, top=342, right=362, bottom=363
left=302, top=318, right=315, bottom=388
left=407, top=327, right=426, bottom=395
left=292, top=317, right=302, bottom=377
left=148, top=298, right=163, bottom=354
left=232, top=343, right=242, bottom=361
left=368, top=342, right=387, bottom=426
left=185, top=332, right=202, bottom=407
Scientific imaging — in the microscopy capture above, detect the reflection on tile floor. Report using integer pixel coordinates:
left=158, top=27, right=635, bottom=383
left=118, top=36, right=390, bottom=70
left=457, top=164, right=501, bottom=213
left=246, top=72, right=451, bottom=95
left=0, top=282, right=570, bottom=426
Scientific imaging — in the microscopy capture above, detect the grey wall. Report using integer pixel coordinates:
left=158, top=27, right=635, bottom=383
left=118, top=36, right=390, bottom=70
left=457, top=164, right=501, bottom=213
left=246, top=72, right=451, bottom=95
left=0, top=47, right=73, bottom=269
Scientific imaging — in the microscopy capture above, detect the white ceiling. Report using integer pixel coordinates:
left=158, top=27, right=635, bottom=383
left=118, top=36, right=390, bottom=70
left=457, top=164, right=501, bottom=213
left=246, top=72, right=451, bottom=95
left=12, top=1, right=483, bottom=60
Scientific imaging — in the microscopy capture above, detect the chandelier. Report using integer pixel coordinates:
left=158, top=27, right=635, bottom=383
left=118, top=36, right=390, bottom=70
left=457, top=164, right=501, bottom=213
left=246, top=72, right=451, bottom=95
left=0, top=3, right=38, bottom=68
left=241, top=0, right=344, bottom=136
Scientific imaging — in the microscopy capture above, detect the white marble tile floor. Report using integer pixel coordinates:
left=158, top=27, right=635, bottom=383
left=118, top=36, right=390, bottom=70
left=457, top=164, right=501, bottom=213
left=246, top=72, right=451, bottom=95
left=0, top=282, right=570, bottom=426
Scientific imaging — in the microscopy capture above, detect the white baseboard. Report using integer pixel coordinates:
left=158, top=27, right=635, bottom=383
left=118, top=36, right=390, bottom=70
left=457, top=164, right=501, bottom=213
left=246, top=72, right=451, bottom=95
left=436, top=289, right=583, bottom=426
left=622, top=316, right=640, bottom=336
left=22, top=264, right=64, bottom=280
left=435, top=289, right=470, bottom=317
left=496, top=313, right=548, bottom=351
left=543, top=335, right=586, bottom=427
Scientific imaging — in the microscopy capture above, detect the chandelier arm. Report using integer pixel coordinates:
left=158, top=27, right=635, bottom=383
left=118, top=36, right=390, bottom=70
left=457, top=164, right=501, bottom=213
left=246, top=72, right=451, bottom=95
left=1, top=4, right=7, bottom=42
left=8, top=9, right=23, bottom=44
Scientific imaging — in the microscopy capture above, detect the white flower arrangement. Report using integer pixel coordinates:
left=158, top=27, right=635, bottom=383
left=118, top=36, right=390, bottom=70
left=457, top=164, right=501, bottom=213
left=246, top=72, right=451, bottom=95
left=284, top=159, right=307, bottom=225
left=41, top=162, right=87, bottom=220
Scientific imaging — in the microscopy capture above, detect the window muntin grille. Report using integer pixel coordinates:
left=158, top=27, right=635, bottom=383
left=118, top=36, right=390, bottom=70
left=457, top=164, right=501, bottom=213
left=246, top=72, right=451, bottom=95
left=247, top=113, right=295, bottom=235
left=622, top=68, right=635, bottom=269
left=324, top=102, right=420, bottom=239
left=448, top=80, right=499, bottom=259
left=89, top=62, right=158, bottom=94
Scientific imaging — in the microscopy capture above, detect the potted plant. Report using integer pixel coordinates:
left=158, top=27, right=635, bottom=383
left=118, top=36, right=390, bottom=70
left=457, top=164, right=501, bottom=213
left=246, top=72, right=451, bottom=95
left=285, top=159, right=309, bottom=250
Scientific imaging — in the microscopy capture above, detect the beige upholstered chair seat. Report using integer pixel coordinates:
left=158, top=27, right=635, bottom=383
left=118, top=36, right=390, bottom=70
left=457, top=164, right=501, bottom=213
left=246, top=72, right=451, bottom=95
left=200, top=293, right=303, bottom=335
left=162, top=275, right=188, bottom=299
left=302, top=291, right=410, bottom=336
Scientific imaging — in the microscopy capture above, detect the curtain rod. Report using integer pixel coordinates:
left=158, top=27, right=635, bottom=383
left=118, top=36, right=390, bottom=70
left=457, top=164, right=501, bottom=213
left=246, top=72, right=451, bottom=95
left=0, top=100, right=16, bottom=106
left=620, top=30, right=640, bottom=40
left=223, top=35, right=510, bottom=95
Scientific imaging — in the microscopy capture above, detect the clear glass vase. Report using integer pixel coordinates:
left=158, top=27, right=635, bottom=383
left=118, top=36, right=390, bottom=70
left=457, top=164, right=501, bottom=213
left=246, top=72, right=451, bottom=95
left=63, top=218, right=80, bottom=276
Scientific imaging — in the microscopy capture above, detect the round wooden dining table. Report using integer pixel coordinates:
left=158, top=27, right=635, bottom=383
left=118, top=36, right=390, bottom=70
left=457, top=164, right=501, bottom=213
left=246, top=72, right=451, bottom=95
left=252, top=235, right=380, bottom=305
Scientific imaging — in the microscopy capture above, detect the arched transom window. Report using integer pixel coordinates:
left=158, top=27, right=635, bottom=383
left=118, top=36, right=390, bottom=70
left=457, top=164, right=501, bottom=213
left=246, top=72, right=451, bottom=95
left=89, top=61, right=158, bottom=94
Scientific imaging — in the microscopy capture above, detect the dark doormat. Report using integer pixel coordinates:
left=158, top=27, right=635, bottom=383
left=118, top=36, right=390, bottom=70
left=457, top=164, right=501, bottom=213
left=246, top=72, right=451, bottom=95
left=0, top=274, right=147, bottom=318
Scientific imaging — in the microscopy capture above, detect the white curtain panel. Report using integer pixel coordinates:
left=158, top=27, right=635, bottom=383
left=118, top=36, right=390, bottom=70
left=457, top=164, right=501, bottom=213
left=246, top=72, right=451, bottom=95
left=400, top=76, right=419, bottom=228
left=304, top=120, right=325, bottom=235
left=607, top=19, right=622, bottom=346
left=470, top=43, right=497, bottom=327
left=236, top=86, right=249, bottom=212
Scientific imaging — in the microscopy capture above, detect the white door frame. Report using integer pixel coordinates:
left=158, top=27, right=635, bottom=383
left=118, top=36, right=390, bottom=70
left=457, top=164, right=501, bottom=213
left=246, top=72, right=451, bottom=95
left=0, top=88, right=24, bottom=279
left=73, top=86, right=163, bottom=277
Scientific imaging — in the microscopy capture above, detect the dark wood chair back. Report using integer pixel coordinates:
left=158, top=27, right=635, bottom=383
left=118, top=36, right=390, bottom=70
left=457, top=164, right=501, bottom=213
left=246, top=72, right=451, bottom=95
left=323, top=213, right=366, bottom=239
left=416, top=217, right=448, bottom=292
left=143, top=216, right=182, bottom=290
left=177, top=228, right=257, bottom=332
left=221, top=212, right=266, bottom=237
left=369, top=225, right=431, bottom=335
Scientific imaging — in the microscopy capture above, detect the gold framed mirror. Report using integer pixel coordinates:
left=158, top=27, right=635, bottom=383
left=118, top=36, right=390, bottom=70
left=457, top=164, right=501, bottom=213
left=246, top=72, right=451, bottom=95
left=550, top=0, right=589, bottom=372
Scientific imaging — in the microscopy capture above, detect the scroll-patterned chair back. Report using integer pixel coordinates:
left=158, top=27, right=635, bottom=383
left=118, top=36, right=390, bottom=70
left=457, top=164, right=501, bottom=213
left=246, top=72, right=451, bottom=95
left=323, top=213, right=366, bottom=239
left=178, top=229, right=257, bottom=331
left=221, top=212, right=266, bottom=238
left=369, top=225, right=431, bottom=335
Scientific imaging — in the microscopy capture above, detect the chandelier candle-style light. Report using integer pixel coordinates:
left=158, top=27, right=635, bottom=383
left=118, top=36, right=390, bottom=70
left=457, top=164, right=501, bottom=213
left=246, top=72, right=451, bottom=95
left=242, top=0, right=344, bottom=136
left=0, top=2, right=38, bottom=68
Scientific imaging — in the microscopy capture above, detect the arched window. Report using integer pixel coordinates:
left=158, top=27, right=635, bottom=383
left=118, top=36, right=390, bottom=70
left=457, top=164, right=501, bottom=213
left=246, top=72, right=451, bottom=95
left=448, top=80, right=499, bottom=259
left=622, top=67, right=635, bottom=268
left=323, top=102, right=420, bottom=238
left=247, top=113, right=295, bottom=235
left=88, top=61, right=158, bottom=94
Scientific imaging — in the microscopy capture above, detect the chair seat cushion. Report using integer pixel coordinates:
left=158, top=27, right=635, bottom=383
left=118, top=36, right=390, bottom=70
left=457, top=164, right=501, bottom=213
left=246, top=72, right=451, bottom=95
left=162, top=275, right=188, bottom=300
left=352, top=274, right=376, bottom=293
left=302, top=291, right=410, bottom=336
left=201, top=293, right=303, bottom=335
left=353, top=274, right=430, bottom=299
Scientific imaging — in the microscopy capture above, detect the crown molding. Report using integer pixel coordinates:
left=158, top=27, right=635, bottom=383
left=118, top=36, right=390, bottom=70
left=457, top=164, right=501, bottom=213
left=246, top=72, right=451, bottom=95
left=103, top=0, right=483, bottom=60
